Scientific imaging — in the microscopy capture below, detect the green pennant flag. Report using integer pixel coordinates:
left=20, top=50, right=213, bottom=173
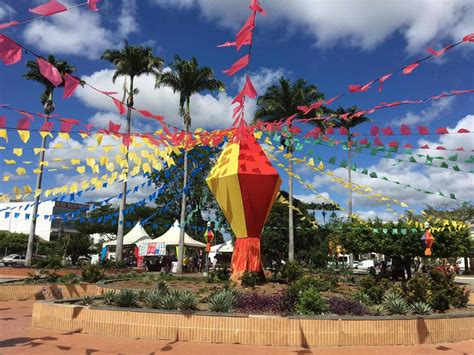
left=361, top=168, right=368, bottom=174
left=382, top=176, right=389, bottom=181
left=376, top=146, right=385, bottom=151
left=273, top=134, right=281, bottom=142
left=355, top=146, right=363, bottom=153
left=439, top=191, right=445, bottom=197
left=404, top=148, right=413, bottom=155
left=389, top=146, right=398, bottom=152
left=392, top=229, right=398, bottom=234
left=383, top=229, right=388, bottom=234
left=452, top=165, right=461, bottom=171
left=340, top=160, right=347, bottom=168
left=370, top=148, right=377, bottom=156
left=351, top=163, right=357, bottom=171
left=373, top=228, right=378, bottom=233
left=295, top=143, right=303, bottom=151
left=409, top=156, right=417, bottom=163
left=307, top=150, right=314, bottom=155
left=370, top=172, right=378, bottom=178
left=440, top=161, right=449, bottom=168
left=329, top=157, right=337, bottom=164
left=450, top=193, right=456, bottom=200
left=401, top=229, right=407, bottom=235
left=464, top=156, right=474, bottom=163
left=384, top=152, right=393, bottom=158
left=411, top=228, right=418, bottom=233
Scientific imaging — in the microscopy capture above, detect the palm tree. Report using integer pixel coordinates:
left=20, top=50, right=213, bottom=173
left=24, top=55, right=76, bottom=267
left=253, top=77, right=326, bottom=262
left=329, top=106, right=371, bottom=222
left=102, top=40, right=163, bottom=261
left=156, top=56, right=224, bottom=274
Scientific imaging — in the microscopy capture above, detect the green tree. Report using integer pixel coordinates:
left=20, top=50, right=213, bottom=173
left=156, top=56, right=224, bottom=274
left=101, top=40, right=164, bottom=261
left=329, top=106, right=371, bottom=222
left=24, top=55, right=77, bottom=267
left=253, top=77, right=326, bottom=262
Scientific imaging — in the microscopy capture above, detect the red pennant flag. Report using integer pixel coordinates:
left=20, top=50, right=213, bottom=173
left=403, top=62, right=420, bottom=74
left=359, top=138, right=369, bottom=145
left=427, top=44, right=454, bottom=57
left=373, top=136, right=384, bottom=146
left=404, top=143, right=413, bottom=149
left=420, top=144, right=429, bottom=149
left=309, top=101, right=324, bottom=111
left=370, top=125, right=379, bottom=136
left=360, top=80, right=375, bottom=92
left=0, top=116, right=5, bottom=128
left=458, top=128, right=470, bottom=133
left=232, top=90, right=245, bottom=105
left=88, top=0, right=100, bottom=11
left=339, top=127, right=348, bottom=135
left=0, top=35, right=22, bottom=65
left=348, top=84, right=362, bottom=92
left=137, top=109, right=163, bottom=121
left=122, top=134, right=131, bottom=147
left=63, top=73, right=80, bottom=99
left=388, top=140, right=399, bottom=148
left=223, top=54, right=249, bottom=76
left=40, top=121, right=53, bottom=133
left=17, top=117, right=31, bottom=130
left=378, top=73, right=392, bottom=92
left=325, top=127, right=334, bottom=135
left=0, top=21, right=19, bottom=30
left=59, top=117, right=80, bottom=125
left=29, top=0, right=67, bottom=16
left=455, top=147, right=464, bottom=151
left=325, top=95, right=340, bottom=106
left=236, top=13, right=255, bottom=51
left=250, top=0, right=266, bottom=15
left=463, top=33, right=474, bottom=42
left=400, top=124, right=411, bottom=135
left=242, top=74, right=257, bottom=98
left=297, top=105, right=310, bottom=114
left=37, top=57, right=63, bottom=87
left=59, top=122, right=73, bottom=133
left=435, top=127, right=448, bottom=134
left=112, top=97, right=126, bottom=115
left=436, top=146, right=446, bottom=150
left=417, top=126, right=429, bottom=135
left=381, top=127, right=394, bottom=135
left=109, top=121, right=121, bottom=133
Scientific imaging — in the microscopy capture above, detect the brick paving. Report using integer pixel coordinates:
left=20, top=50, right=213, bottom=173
left=0, top=300, right=473, bottom=354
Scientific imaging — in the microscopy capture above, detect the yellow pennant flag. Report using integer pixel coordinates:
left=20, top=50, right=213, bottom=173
left=34, top=148, right=44, bottom=155
left=58, top=132, right=70, bottom=140
left=106, top=162, right=115, bottom=172
left=3, top=175, right=10, bottom=182
left=79, top=133, right=89, bottom=139
left=13, top=148, right=23, bottom=157
left=34, top=189, right=42, bottom=198
left=5, top=159, right=16, bottom=165
left=96, top=133, right=103, bottom=146
left=76, top=166, right=86, bottom=174
left=16, top=167, right=26, bottom=175
left=40, top=131, right=53, bottom=139
left=18, top=130, right=30, bottom=143
left=317, top=161, right=324, bottom=170
left=24, top=185, right=33, bottom=194
left=71, top=159, right=80, bottom=165
left=33, top=168, right=41, bottom=174
left=0, top=129, right=8, bottom=142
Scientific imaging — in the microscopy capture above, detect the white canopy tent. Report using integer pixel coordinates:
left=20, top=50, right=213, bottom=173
left=103, top=221, right=151, bottom=247
left=149, top=220, right=206, bottom=248
left=209, top=240, right=233, bottom=267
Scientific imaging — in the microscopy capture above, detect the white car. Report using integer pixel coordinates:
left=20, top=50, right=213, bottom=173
left=2, top=254, right=26, bottom=267
left=357, top=259, right=377, bottom=271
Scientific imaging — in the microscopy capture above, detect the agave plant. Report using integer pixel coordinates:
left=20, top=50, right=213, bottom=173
left=383, top=292, right=410, bottom=315
left=155, top=280, right=170, bottom=295
left=411, top=302, right=433, bottom=315
left=137, top=289, right=148, bottom=302
left=114, top=289, right=139, bottom=308
left=162, top=294, right=179, bottom=310
left=352, top=292, right=373, bottom=306
left=179, top=290, right=198, bottom=311
left=371, top=304, right=387, bottom=316
left=103, top=290, right=117, bottom=305
left=208, top=289, right=236, bottom=313
left=145, top=290, right=163, bottom=309
left=80, top=295, right=95, bottom=306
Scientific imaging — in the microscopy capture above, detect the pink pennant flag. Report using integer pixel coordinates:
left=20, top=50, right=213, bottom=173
left=88, top=0, right=100, bottom=11
left=370, top=125, right=379, bottom=136
left=427, top=44, right=454, bottom=57
left=435, top=127, right=448, bottom=134
left=242, top=74, right=257, bottom=98
left=59, top=122, right=73, bottom=132
left=223, top=54, right=249, bottom=76
left=137, top=109, right=163, bottom=121
left=297, top=105, right=310, bottom=115
left=400, top=124, right=411, bottom=135
left=109, top=121, right=121, bottom=133
left=458, top=128, right=470, bottom=133
left=250, top=0, right=266, bottom=15
left=0, top=34, right=22, bottom=65
left=59, top=117, right=80, bottom=125
left=325, top=126, right=334, bottom=135
left=17, top=117, right=31, bottom=130
left=388, top=140, right=399, bottom=148
left=29, top=0, right=67, bottom=17
left=404, top=143, right=413, bottom=149
left=325, top=95, right=340, bottom=106
left=436, top=146, right=446, bottom=150
left=373, top=136, right=384, bottom=146
left=0, top=116, right=5, bottom=128
left=63, top=73, right=80, bottom=99
left=40, top=121, right=53, bottom=133
left=359, top=138, right=369, bottom=145
left=37, top=57, right=62, bottom=87
left=403, top=62, right=420, bottom=74
left=122, top=134, right=131, bottom=147
left=112, top=98, right=126, bottom=115
left=232, top=90, right=245, bottom=105
left=0, top=21, right=19, bottom=30
left=381, top=127, right=394, bottom=135
left=420, top=144, right=429, bottom=149
left=348, top=84, right=362, bottom=92
left=309, top=101, right=324, bottom=111
left=236, top=13, right=255, bottom=51
left=339, top=127, right=348, bottom=135
left=217, top=41, right=237, bottom=48
left=417, top=126, right=429, bottom=135
left=463, top=33, right=474, bottom=42
left=378, top=73, right=392, bottom=92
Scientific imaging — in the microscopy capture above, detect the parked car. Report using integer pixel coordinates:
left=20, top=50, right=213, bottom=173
left=2, top=254, right=26, bottom=267
left=352, top=261, right=360, bottom=269
left=357, top=259, right=377, bottom=271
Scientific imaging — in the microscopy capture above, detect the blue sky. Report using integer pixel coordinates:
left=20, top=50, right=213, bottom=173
left=0, top=0, right=473, bottom=224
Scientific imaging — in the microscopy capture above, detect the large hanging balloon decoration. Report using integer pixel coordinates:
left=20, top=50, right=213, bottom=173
left=421, top=224, right=435, bottom=256
left=207, top=131, right=281, bottom=280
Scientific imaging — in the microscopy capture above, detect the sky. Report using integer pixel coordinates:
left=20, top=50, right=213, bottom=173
left=0, top=0, right=473, bottom=227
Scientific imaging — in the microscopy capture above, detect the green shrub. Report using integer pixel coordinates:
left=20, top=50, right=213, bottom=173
left=429, top=289, right=450, bottom=312
left=383, top=292, right=410, bottom=315
left=358, top=276, right=389, bottom=304
left=81, top=264, right=105, bottom=283
left=371, top=304, right=386, bottom=316
left=411, top=302, right=432, bottom=315
left=144, top=290, right=163, bottom=309
left=406, top=273, right=430, bottom=303
left=155, top=280, right=170, bottom=295
left=209, top=268, right=230, bottom=282
left=208, top=289, right=236, bottom=313
left=281, top=261, right=304, bottom=283
left=287, top=276, right=326, bottom=301
left=162, top=290, right=181, bottom=310
left=179, top=290, right=198, bottom=311
left=80, top=295, right=95, bottom=306
left=114, top=289, right=139, bottom=308
left=103, top=290, right=116, bottom=305
left=451, top=286, right=470, bottom=308
left=59, top=273, right=80, bottom=284
left=241, top=272, right=258, bottom=288
left=46, top=255, right=62, bottom=269
left=427, top=268, right=468, bottom=311
left=352, top=292, right=373, bottom=306
left=295, top=288, right=328, bottom=315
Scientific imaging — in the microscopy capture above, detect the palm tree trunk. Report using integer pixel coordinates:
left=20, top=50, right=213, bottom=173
left=116, top=76, right=134, bottom=262
left=288, top=150, right=295, bottom=262
left=176, top=100, right=190, bottom=274
left=25, top=91, right=55, bottom=267
left=347, top=130, right=353, bottom=223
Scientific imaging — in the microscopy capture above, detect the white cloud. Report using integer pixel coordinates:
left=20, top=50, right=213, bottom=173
left=397, top=96, right=455, bottom=125
left=152, top=0, right=474, bottom=53
left=0, top=4, right=15, bottom=20
left=75, top=66, right=283, bottom=130
left=294, top=192, right=331, bottom=204
left=354, top=210, right=396, bottom=222
left=151, top=0, right=195, bottom=9
left=22, top=0, right=138, bottom=59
